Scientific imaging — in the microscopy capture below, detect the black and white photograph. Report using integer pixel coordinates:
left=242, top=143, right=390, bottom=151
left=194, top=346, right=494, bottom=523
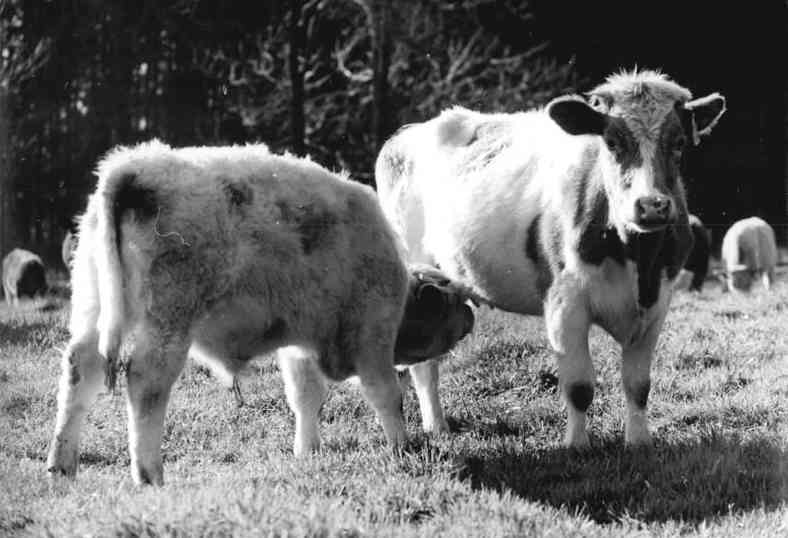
left=1, top=1, right=786, bottom=535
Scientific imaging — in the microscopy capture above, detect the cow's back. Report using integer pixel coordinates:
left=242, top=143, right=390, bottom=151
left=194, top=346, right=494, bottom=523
left=376, top=107, right=587, bottom=314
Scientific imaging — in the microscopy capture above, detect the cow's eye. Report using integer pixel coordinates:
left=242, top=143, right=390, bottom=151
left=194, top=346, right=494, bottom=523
left=604, top=134, right=624, bottom=156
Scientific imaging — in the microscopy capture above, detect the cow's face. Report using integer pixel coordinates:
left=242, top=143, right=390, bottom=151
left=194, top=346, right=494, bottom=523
left=394, top=266, right=474, bottom=365
left=548, top=91, right=725, bottom=233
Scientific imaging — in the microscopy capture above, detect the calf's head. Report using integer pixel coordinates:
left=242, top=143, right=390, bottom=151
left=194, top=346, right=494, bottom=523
left=548, top=70, right=725, bottom=233
left=394, top=264, right=474, bottom=365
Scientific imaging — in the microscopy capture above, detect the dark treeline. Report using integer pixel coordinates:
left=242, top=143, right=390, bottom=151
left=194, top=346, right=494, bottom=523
left=0, top=0, right=785, bottom=266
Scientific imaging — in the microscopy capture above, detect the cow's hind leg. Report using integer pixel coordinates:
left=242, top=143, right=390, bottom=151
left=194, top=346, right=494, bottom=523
left=408, top=359, right=449, bottom=433
left=621, top=308, right=667, bottom=446
left=47, top=330, right=105, bottom=477
left=278, top=346, right=328, bottom=456
left=546, top=284, right=593, bottom=448
left=125, top=328, right=188, bottom=485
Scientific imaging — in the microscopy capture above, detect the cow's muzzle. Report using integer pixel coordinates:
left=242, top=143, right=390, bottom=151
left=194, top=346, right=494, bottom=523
left=634, top=195, right=674, bottom=231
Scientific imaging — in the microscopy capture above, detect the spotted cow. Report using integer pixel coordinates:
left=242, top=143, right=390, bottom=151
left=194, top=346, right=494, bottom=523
left=2, top=248, right=47, bottom=305
left=721, top=216, right=778, bottom=292
left=376, top=70, right=726, bottom=447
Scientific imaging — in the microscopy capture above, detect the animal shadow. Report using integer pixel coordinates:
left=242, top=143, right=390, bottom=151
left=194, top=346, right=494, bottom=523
left=456, top=434, right=786, bottom=524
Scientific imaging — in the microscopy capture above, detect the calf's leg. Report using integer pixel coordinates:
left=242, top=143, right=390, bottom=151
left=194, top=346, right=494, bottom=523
left=545, top=285, right=593, bottom=448
left=125, top=328, right=188, bottom=485
left=355, top=347, right=407, bottom=449
left=408, top=359, right=449, bottom=433
left=278, top=346, right=328, bottom=456
left=47, top=330, right=105, bottom=477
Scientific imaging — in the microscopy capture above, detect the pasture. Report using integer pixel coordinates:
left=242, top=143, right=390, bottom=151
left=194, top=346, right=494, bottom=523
left=1, top=268, right=787, bottom=537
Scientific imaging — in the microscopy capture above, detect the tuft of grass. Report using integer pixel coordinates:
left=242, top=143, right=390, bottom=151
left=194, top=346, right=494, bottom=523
left=1, top=270, right=787, bottom=536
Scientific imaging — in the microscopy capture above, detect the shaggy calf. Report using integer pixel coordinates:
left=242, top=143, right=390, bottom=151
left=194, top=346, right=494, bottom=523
left=47, top=141, right=412, bottom=485
left=377, top=70, right=725, bottom=446
left=2, top=248, right=47, bottom=305
left=721, top=216, right=778, bottom=292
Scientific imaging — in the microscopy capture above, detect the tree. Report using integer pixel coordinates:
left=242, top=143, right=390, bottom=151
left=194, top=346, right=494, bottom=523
left=0, top=0, right=48, bottom=257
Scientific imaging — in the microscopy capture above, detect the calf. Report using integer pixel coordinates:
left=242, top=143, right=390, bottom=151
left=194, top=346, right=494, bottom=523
left=48, top=141, right=411, bottom=485
left=377, top=69, right=725, bottom=446
left=721, top=216, right=778, bottom=292
left=2, top=248, right=47, bottom=305
left=676, top=214, right=712, bottom=291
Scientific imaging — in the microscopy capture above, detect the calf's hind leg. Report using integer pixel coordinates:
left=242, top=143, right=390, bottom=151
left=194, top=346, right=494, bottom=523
left=278, top=346, right=328, bottom=456
left=125, top=328, right=188, bottom=485
left=47, top=330, right=105, bottom=477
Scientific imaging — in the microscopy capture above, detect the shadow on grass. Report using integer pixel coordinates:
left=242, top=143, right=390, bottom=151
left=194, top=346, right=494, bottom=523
left=455, top=433, right=787, bottom=524
left=0, top=319, right=67, bottom=348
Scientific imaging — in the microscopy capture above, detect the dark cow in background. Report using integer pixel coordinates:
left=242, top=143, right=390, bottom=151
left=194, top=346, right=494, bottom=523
left=676, top=214, right=712, bottom=291
left=2, top=248, right=47, bottom=305
left=377, top=70, right=726, bottom=447
left=721, top=216, right=778, bottom=292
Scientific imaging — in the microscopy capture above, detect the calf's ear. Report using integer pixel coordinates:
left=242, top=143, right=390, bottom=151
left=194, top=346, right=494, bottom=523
left=548, top=96, right=607, bottom=136
left=683, top=93, right=726, bottom=145
left=416, top=284, right=447, bottom=319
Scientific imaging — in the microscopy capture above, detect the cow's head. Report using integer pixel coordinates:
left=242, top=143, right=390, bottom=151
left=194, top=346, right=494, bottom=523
left=547, top=70, right=725, bottom=234
left=394, top=265, right=475, bottom=365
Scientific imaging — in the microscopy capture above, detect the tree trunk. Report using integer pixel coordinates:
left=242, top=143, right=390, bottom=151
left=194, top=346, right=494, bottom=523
left=0, top=86, right=17, bottom=259
left=289, top=0, right=306, bottom=156
left=370, top=0, right=392, bottom=156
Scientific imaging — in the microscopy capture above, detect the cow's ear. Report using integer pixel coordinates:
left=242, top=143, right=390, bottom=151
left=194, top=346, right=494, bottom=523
left=416, top=284, right=446, bottom=319
left=682, top=93, right=726, bottom=145
left=548, top=97, right=607, bottom=136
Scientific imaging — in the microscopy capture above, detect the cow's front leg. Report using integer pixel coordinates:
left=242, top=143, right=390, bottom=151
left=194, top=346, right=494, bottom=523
left=546, top=284, right=593, bottom=448
left=278, top=346, right=328, bottom=456
left=126, top=329, right=188, bottom=486
left=408, top=359, right=449, bottom=433
left=621, top=309, right=667, bottom=446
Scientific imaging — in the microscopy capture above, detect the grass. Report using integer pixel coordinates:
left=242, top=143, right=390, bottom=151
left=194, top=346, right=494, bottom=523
left=1, top=269, right=787, bottom=537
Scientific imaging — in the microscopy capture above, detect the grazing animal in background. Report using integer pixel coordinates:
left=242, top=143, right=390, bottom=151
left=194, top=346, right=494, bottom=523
left=676, top=214, right=712, bottom=291
left=2, top=248, right=47, bottom=305
left=376, top=69, right=726, bottom=447
left=48, top=140, right=412, bottom=485
left=721, top=216, right=777, bottom=292
left=61, top=229, right=78, bottom=271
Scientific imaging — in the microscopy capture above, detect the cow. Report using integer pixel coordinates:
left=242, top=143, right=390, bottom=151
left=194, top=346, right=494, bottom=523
left=675, top=214, right=712, bottom=291
left=62, top=229, right=78, bottom=272
left=376, top=69, right=726, bottom=447
left=721, top=216, right=778, bottom=292
left=2, top=248, right=47, bottom=305
left=48, top=140, right=414, bottom=485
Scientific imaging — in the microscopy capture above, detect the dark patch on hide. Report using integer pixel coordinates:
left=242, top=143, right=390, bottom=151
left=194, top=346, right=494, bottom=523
left=568, top=382, right=594, bottom=413
left=275, top=201, right=337, bottom=255
left=525, top=214, right=553, bottom=296
left=222, top=179, right=253, bottom=209
left=16, top=260, right=47, bottom=298
left=68, top=350, right=81, bottom=385
left=684, top=219, right=711, bottom=291
left=114, top=173, right=158, bottom=251
left=576, top=193, right=627, bottom=267
left=629, top=380, right=651, bottom=409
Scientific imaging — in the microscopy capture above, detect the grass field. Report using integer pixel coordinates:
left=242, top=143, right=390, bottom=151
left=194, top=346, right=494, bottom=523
left=1, top=268, right=787, bottom=537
